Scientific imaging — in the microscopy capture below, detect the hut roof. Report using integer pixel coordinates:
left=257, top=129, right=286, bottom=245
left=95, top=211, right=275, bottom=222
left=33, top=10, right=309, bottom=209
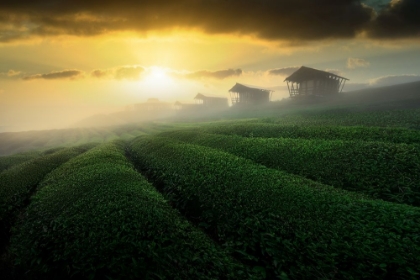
left=228, top=83, right=273, bottom=94
left=194, top=93, right=227, bottom=100
left=284, top=66, right=348, bottom=83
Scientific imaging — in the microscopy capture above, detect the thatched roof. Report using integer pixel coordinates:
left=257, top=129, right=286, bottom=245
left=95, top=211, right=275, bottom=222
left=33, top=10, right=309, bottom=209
left=194, top=93, right=227, bottom=100
left=285, top=66, right=348, bottom=83
left=228, top=83, right=273, bottom=94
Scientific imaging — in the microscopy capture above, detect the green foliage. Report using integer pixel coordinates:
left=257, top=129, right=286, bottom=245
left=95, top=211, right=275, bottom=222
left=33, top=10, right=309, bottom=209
left=0, top=143, right=98, bottom=245
left=128, top=135, right=420, bottom=279
left=0, top=146, right=68, bottom=174
left=162, top=130, right=420, bottom=206
left=200, top=123, right=420, bottom=145
left=10, top=141, right=255, bottom=280
left=0, top=151, right=42, bottom=173
left=259, top=108, right=420, bottom=129
left=3, top=107, right=420, bottom=278
left=119, top=132, right=136, bottom=140
left=41, top=146, right=67, bottom=155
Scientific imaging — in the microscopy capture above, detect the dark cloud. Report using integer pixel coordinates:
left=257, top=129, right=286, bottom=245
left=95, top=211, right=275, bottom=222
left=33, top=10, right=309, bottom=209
left=0, top=0, right=372, bottom=42
left=7, top=69, right=21, bottom=77
left=91, top=69, right=112, bottom=78
left=0, top=69, right=21, bottom=78
left=364, top=0, right=390, bottom=11
left=91, top=67, right=144, bottom=79
left=268, top=66, right=343, bottom=77
left=369, top=74, right=420, bottom=86
left=22, top=69, right=83, bottom=80
left=368, top=0, right=420, bottom=38
left=183, top=69, right=242, bottom=80
left=114, top=66, right=144, bottom=80
left=268, top=67, right=300, bottom=76
left=347, top=57, right=370, bottom=69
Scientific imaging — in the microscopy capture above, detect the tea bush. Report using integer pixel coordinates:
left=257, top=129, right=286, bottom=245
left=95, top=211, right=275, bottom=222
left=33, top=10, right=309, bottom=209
left=10, top=141, right=256, bottom=279
left=0, top=143, right=98, bottom=249
left=162, top=130, right=420, bottom=206
left=128, top=135, right=420, bottom=279
left=201, top=123, right=420, bottom=145
left=0, top=151, right=41, bottom=173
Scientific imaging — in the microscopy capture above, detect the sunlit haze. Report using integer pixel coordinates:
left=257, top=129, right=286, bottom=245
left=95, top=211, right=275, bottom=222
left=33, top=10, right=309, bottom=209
left=1, top=2, right=420, bottom=277
left=0, top=0, right=419, bottom=131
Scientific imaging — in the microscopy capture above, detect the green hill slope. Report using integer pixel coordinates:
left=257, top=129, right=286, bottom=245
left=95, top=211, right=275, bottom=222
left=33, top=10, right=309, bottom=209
left=9, top=141, right=258, bottom=279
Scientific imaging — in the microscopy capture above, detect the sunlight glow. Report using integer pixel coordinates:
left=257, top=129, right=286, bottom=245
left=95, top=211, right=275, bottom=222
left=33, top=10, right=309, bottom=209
left=142, top=67, right=173, bottom=87
left=146, top=67, right=169, bottom=83
left=132, top=66, right=177, bottom=99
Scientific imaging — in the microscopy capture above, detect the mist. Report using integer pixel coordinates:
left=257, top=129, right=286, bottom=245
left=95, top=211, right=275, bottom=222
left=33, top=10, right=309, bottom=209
left=0, top=0, right=419, bottom=135
left=1, top=1, right=420, bottom=278
left=2, top=75, right=420, bottom=133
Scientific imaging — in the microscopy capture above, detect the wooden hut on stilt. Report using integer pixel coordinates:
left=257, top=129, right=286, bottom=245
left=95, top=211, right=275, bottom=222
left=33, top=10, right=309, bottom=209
left=228, top=83, right=273, bottom=105
left=285, top=66, right=348, bottom=98
left=194, top=93, right=228, bottom=108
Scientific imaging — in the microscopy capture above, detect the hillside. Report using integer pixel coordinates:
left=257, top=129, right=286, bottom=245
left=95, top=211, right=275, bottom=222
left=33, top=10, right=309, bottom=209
left=1, top=85, right=420, bottom=279
left=0, top=123, right=180, bottom=157
left=70, top=81, right=420, bottom=128
left=329, top=80, right=420, bottom=109
left=267, top=80, right=420, bottom=115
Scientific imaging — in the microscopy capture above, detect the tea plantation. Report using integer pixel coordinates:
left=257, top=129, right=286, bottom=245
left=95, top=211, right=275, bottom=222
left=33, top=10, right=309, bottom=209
left=1, top=109, right=420, bottom=279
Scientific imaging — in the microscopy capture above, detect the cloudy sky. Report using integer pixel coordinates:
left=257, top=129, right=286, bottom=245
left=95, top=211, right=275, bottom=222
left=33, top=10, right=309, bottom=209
left=0, top=0, right=419, bottom=131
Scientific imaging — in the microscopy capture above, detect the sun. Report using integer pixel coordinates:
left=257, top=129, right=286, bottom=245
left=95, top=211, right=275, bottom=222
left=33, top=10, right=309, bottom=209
left=127, top=66, right=188, bottom=101
left=134, top=66, right=177, bottom=99
left=149, top=67, right=166, bottom=80
left=143, top=66, right=172, bottom=86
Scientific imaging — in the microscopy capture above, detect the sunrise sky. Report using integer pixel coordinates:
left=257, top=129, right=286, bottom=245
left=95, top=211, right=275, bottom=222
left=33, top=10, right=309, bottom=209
left=0, top=0, right=419, bottom=131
